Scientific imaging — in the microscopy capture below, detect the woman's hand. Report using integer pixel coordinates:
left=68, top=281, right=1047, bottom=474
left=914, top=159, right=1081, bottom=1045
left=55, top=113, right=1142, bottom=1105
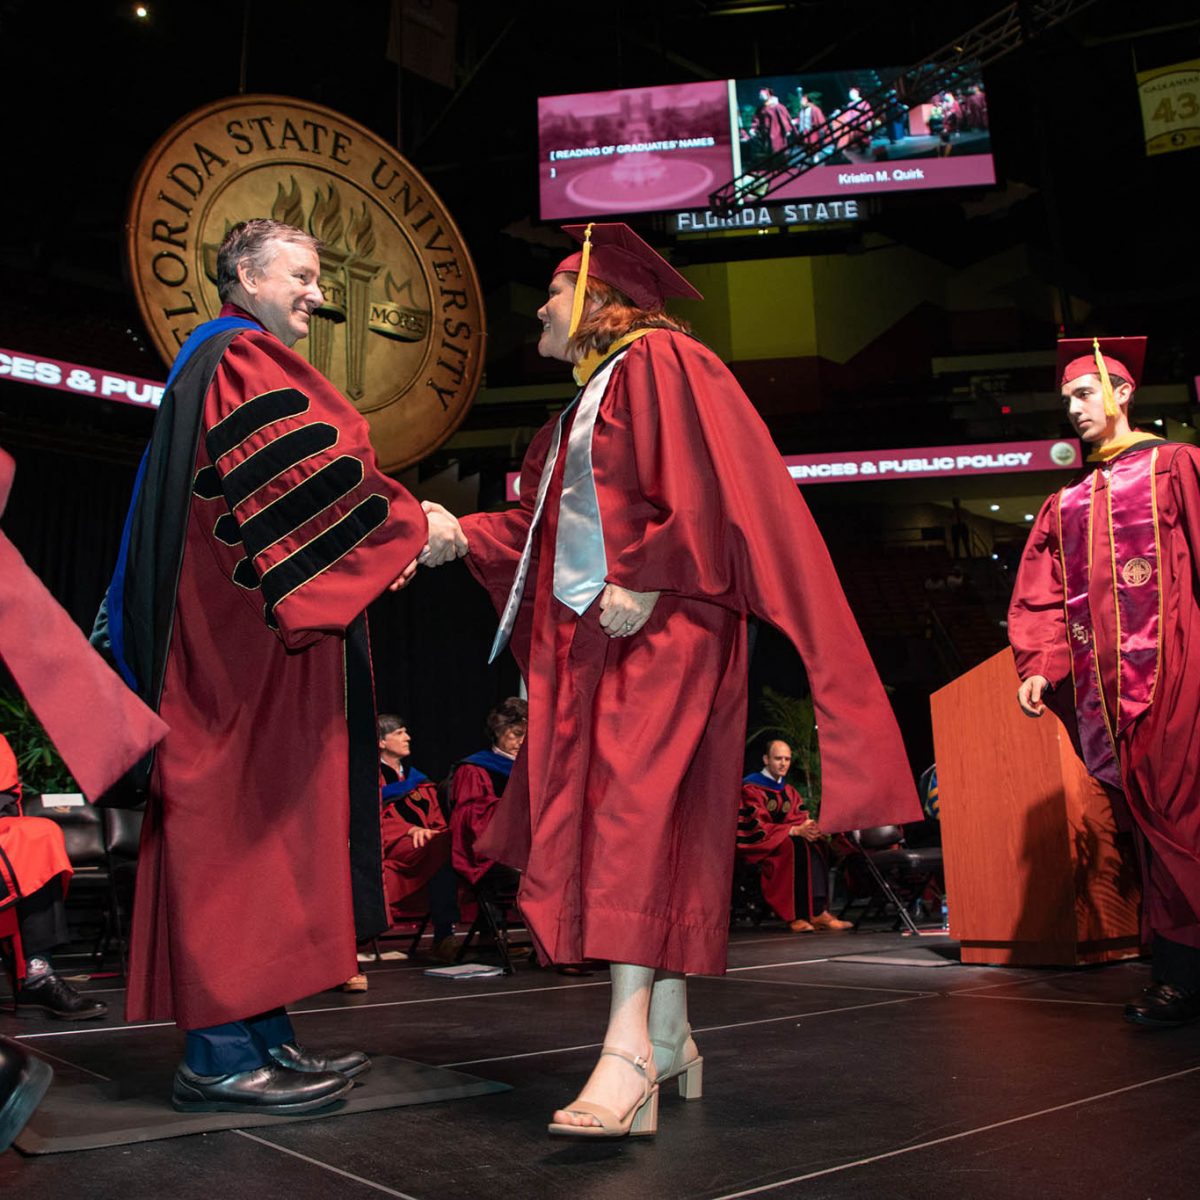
left=598, top=584, right=660, bottom=638
left=408, top=827, right=439, bottom=849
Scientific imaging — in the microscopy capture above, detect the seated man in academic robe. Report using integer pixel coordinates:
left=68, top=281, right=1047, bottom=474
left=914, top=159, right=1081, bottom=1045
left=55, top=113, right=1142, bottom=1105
left=347, top=713, right=461, bottom=984
left=450, top=698, right=527, bottom=895
left=737, top=739, right=852, bottom=933
left=0, top=733, right=107, bottom=1019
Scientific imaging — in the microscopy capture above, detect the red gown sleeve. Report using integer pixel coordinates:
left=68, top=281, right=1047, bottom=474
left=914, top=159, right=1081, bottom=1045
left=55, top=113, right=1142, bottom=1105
left=0, top=449, right=168, bottom=801
left=601, top=333, right=920, bottom=833
left=1168, top=446, right=1200, bottom=594
left=458, top=419, right=555, bottom=675
left=203, top=332, right=428, bottom=649
left=1008, top=492, right=1071, bottom=687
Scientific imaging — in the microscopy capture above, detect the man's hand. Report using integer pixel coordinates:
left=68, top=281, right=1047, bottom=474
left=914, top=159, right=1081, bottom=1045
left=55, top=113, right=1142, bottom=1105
left=408, top=827, right=440, bottom=849
left=419, top=501, right=468, bottom=568
left=790, top=819, right=822, bottom=841
left=1017, top=674, right=1050, bottom=718
left=387, top=558, right=419, bottom=592
left=598, top=583, right=661, bottom=638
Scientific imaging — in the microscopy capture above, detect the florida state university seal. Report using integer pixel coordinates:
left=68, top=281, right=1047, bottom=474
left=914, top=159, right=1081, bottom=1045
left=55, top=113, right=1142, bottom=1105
left=126, top=95, right=485, bottom=473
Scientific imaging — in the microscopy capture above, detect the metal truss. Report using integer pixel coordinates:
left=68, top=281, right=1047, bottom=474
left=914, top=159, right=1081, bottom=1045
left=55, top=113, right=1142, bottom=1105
left=708, top=0, right=1100, bottom=214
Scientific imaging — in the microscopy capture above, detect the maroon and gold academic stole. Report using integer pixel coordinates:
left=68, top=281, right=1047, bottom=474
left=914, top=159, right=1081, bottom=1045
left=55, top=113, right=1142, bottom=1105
left=1056, top=446, right=1162, bottom=789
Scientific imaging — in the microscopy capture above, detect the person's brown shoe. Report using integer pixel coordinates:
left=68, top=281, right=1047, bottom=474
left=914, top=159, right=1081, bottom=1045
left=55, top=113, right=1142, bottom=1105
left=431, top=935, right=463, bottom=963
left=811, top=911, right=853, bottom=931
left=341, top=973, right=368, bottom=992
left=788, top=919, right=815, bottom=933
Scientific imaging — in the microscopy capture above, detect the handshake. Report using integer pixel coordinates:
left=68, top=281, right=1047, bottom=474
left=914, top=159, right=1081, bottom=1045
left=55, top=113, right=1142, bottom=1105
left=389, top=501, right=468, bottom=592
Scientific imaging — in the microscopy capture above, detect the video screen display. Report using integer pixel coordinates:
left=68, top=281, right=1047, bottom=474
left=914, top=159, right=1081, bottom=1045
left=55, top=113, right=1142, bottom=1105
left=538, top=67, right=993, bottom=220
left=539, top=82, right=735, bottom=220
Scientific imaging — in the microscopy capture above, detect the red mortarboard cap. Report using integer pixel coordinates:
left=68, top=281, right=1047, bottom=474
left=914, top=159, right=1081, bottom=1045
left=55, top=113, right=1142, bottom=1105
left=554, top=222, right=703, bottom=311
left=1057, top=336, right=1147, bottom=390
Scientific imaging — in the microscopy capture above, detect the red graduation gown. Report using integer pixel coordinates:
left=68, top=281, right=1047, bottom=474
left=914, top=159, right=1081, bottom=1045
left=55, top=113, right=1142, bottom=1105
left=126, top=321, right=427, bottom=1028
left=0, top=736, right=72, bottom=900
left=737, top=777, right=821, bottom=923
left=461, top=330, right=918, bottom=975
left=0, top=450, right=168, bottom=802
left=449, top=763, right=505, bottom=886
left=752, top=101, right=794, bottom=154
left=1009, top=443, right=1200, bottom=947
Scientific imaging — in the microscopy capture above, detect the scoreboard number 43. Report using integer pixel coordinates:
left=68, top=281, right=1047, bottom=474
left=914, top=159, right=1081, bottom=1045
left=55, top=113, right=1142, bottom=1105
left=1138, top=61, right=1200, bottom=157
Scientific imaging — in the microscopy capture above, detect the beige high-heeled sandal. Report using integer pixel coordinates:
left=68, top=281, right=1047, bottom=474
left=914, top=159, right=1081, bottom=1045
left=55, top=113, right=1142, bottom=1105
left=547, top=1046, right=659, bottom=1138
left=651, top=1025, right=704, bottom=1100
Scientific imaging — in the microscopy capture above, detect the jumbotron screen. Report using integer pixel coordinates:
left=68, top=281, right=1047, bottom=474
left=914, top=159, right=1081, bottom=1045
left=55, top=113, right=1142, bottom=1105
left=538, top=67, right=993, bottom=220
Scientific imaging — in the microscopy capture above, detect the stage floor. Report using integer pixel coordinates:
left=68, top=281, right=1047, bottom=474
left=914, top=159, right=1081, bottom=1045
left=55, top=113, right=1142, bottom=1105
left=3, top=924, right=1200, bottom=1198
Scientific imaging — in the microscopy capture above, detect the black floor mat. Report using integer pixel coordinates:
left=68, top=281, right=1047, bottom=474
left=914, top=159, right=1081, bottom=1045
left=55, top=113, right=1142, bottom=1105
left=15, top=1055, right=509, bottom=1155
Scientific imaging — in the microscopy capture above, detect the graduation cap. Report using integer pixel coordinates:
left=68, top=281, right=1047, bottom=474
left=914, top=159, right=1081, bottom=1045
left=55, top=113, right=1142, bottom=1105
left=1057, top=336, right=1147, bottom=419
left=554, top=222, right=703, bottom=336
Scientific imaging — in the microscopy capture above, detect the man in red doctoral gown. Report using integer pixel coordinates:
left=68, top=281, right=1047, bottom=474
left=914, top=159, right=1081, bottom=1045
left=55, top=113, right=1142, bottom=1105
left=738, top=740, right=852, bottom=933
left=113, top=219, right=465, bottom=1113
left=751, top=87, right=795, bottom=156
left=458, top=222, right=919, bottom=1135
left=1009, top=336, right=1200, bottom=1027
left=376, top=713, right=460, bottom=967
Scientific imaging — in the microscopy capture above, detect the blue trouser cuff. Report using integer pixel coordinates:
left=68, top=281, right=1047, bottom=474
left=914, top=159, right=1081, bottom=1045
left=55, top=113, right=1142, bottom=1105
left=184, top=1008, right=296, bottom=1075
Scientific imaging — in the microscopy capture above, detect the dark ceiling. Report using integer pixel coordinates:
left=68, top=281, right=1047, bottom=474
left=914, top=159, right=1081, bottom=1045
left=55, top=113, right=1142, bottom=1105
left=2, top=0, right=1198, bottom=467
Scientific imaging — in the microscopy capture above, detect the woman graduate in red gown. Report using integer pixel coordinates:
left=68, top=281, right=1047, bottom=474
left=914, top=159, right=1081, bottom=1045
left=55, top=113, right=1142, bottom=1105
left=460, top=223, right=919, bottom=1138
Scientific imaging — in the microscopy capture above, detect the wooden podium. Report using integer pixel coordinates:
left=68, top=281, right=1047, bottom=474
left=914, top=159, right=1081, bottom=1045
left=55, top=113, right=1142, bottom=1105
left=930, top=649, right=1142, bottom=966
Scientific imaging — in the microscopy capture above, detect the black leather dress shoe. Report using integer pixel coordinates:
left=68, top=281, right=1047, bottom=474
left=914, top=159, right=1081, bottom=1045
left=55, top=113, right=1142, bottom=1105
left=172, top=1062, right=354, bottom=1114
left=269, top=1040, right=371, bottom=1079
left=16, top=974, right=108, bottom=1021
left=1123, top=981, right=1200, bottom=1027
left=0, top=1036, right=54, bottom=1152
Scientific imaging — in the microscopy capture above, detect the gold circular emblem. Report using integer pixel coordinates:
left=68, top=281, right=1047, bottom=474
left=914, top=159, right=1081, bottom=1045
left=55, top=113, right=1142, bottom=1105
left=1121, top=557, right=1153, bottom=587
left=125, top=95, right=485, bottom=473
left=765, top=797, right=778, bottom=813
left=1050, top=441, right=1078, bottom=467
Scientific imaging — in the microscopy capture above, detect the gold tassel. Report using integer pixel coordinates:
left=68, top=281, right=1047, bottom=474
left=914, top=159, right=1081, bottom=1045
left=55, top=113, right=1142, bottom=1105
left=567, top=222, right=594, bottom=339
left=1093, top=336, right=1118, bottom=419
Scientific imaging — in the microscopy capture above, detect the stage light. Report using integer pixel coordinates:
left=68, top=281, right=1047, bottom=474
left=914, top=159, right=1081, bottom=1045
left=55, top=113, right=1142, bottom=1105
left=1024, top=513, right=1034, bottom=521
left=1000, top=405, right=1011, bottom=415
left=1154, top=419, right=1164, bottom=426
left=991, top=553, right=999, bottom=560
left=134, top=4, right=149, bottom=18
left=989, top=503, right=1000, bottom=512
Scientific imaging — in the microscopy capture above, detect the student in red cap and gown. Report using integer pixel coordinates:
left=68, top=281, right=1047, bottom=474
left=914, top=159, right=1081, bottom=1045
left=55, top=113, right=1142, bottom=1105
left=1009, top=336, right=1200, bottom=1027
left=458, top=222, right=920, bottom=1137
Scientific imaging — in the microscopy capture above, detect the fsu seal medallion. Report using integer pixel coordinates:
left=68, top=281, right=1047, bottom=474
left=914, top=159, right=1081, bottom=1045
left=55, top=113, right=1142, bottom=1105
left=126, top=95, right=485, bottom=473
left=1122, top=557, right=1153, bottom=587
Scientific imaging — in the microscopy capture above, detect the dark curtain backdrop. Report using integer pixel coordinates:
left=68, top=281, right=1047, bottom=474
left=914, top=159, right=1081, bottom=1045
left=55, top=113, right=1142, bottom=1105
left=367, top=560, right=521, bottom=779
left=3, top=442, right=921, bottom=793
left=1, top=444, right=136, bottom=634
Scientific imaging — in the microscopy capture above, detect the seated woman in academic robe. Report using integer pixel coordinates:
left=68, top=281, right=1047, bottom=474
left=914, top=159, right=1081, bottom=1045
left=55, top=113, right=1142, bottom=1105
left=449, top=699, right=526, bottom=898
